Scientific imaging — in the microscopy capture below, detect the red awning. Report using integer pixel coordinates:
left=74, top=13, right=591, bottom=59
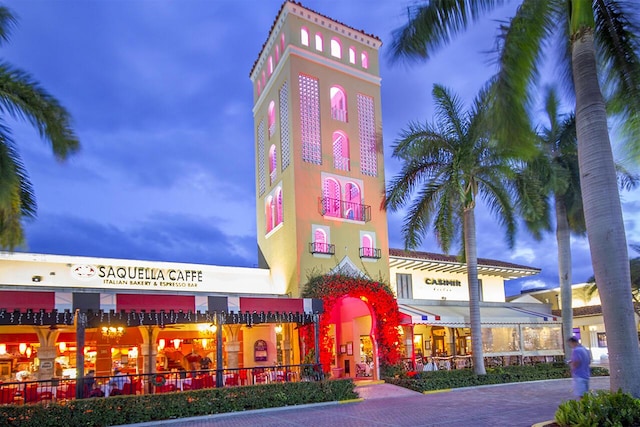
left=116, top=294, right=195, bottom=312
left=239, top=297, right=304, bottom=313
left=0, top=290, right=55, bottom=311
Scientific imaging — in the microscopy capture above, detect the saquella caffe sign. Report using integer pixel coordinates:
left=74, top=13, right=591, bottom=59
left=71, top=264, right=203, bottom=289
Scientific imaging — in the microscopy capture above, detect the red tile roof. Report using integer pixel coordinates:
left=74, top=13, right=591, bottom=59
left=389, top=248, right=541, bottom=272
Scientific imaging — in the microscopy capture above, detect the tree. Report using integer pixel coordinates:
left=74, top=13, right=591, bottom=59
left=384, top=84, right=516, bottom=375
left=390, top=0, right=640, bottom=396
left=0, top=6, right=79, bottom=248
left=516, top=86, right=584, bottom=361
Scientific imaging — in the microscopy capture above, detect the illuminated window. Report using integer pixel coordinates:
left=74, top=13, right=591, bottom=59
left=275, top=188, right=283, bottom=226
left=268, top=56, right=273, bottom=76
left=301, top=27, right=309, bottom=46
left=265, top=196, right=274, bottom=233
left=344, top=182, right=361, bottom=220
left=330, top=37, right=341, bottom=58
left=361, top=51, right=368, bottom=69
left=332, top=131, right=350, bottom=171
left=361, top=234, right=374, bottom=257
left=257, top=120, right=265, bottom=195
left=269, top=144, right=277, bottom=184
left=268, top=100, right=276, bottom=138
left=330, top=86, right=347, bottom=122
left=315, top=33, right=323, bottom=51
left=281, top=33, right=285, bottom=52
left=322, top=178, right=341, bottom=217
left=279, top=81, right=291, bottom=170
left=275, top=45, right=280, bottom=63
left=349, top=46, right=356, bottom=64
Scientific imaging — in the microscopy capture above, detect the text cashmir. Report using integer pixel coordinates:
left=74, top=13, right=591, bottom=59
left=98, top=266, right=203, bottom=282
left=425, top=278, right=461, bottom=287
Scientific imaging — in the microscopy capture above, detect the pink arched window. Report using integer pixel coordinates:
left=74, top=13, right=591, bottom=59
left=268, top=56, right=273, bottom=75
left=349, top=46, right=356, bottom=64
left=276, top=188, right=283, bottom=226
left=361, top=51, right=369, bottom=69
left=332, top=131, right=350, bottom=171
left=322, top=178, right=341, bottom=217
left=315, top=33, right=323, bottom=51
left=301, top=27, right=309, bottom=46
left=330, top=86, right=347, bottom=122
left=330, top=37, right=341, bottom=58
left=265, top=196, right=275, bottom=233
left=314, top=228, right=326, bottom=245
left=275, top=45, right=280, bottom=63
left=362, top=234, right=374, bottom=257
left=268, top=101, right=276, bottom=138
left=269, top=144, right=277, bottom=184
left=344, top=182, right=361, bottom=220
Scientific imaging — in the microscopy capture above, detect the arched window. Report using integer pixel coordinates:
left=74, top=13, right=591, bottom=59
left=281, top=33, right=285, bottom=52
left=276, top=188, right=283, bottom=226
left=301, top=27, right=309, bottom=46
left=361, top=51, right=369, bottom=69
left=362, top=234, right=374, bottom=257
left=344, top=182, right=361, bottom=220
left=330, top=86, right=347, bottom=122
left=268, top=101, right=276, bottom=138
left=268, top=56, right=273, bottom=75
left=349, top=46, right=356, bottom=64
left=265, top=196, right=274, bottom=233
left=269, top=144, right=277, bottom=183
left=322, top=178, right=341, bottom=217
left=332, top=131, right=350, bottom=171
left=275, top=45, right=280, bottom=63
left=314, top=228, right=327, bottom=253
left=315, top=33, right=323, bottom=51
left=330, top=37, right=341, bottom=58
left=257, top=80, right=261, bottom=96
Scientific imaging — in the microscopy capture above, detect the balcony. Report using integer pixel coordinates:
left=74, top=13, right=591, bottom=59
left=309, top=242, right=335, bottom=255
left=359, top=247, right=381, bottom=259
left=318, top=197, right=371, bottom=222
left=330, top=107, right=347, bottom=122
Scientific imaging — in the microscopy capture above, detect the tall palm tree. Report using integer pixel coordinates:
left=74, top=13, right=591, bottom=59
left=385, top=84, right=516, bottom=375
left=516, top=86, right=584, bottom=361
left=0, top=6, right=79, bottom=248
left=390, top=1, right=640, bottom=396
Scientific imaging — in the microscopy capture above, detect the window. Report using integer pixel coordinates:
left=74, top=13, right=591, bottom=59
left=269, top=144, right=277, bottom=184
left=275, top=188, right=283, bottom=226
left=478, top=279, right=484, bottom=302
left=315, top=33, right=323, bottom=51
left=332, top=131, right=350, bottom=171
left=268, top=56, right=273, bottom=76
left=361, top=234, right=374, bottom=257
left=301, top=27, right=309, bottom=46
left=330, top=86, right=347, bottom=122
left=344, top=182, right=361, bottom=219
left=361, top=51, right=369, bottom=69
left=257, top=80, right=261, bottom=97
left=268, top=101, right=276, bottom=138
left=265, top=196, right=275, bottom=233
left=349, top=46, right=356, bottom=64
left=262, top=71, right=266, bottom=87
left=257, top=120, right=265, bottom=196
left=330, top=37, right=341, bottom=58
left=322, top=178, right=341, bottom=217
left=597, top=332, right=607, bottom=347
left=396, top=274, right=413, bottom=299
left=275, top=45, right=280, bottom=63
left=279, top=81, right=291, bottom=170
left=310, top=227, right=333, bottom=254
left=299, top=74, right=321, bottom=164
left=281, top=33, right=285, bottom=52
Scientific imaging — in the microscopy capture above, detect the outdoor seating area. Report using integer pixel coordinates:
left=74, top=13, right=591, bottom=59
left=0, top=363, right=317, bottom=405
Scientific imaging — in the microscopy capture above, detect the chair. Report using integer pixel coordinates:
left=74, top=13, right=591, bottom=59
left=225, top=374, right=238, bottom=387
left=253, top=369, right=268, bottom=384
left=202, top=375, right=214, bottom=389
left=0, top=387, right=16, bottom=405
left=190, top=377, right=204, bottom=390
left=25, top=384, right=39, bottom=403
left=122, top=382, right=135, bottom=395
left=238, top=369, right=249, bottom=385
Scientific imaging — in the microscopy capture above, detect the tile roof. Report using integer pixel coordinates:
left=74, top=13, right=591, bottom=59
left=389, top=248, right=540, bottom=272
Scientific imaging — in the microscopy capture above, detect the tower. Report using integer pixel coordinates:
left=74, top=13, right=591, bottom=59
left=250, top=2, right=389, bottom=297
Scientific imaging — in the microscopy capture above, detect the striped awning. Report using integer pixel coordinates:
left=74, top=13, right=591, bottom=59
left=399, top=304, right=560, bottom=327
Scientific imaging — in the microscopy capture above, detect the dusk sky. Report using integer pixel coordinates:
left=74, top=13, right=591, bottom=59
left=3, top=0, right=639, bottom=296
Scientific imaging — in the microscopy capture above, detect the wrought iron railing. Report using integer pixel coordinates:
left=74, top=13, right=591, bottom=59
left=309, top=242, right=335, bottom=255
left=359, top=247, right=381, bottom=259
left=318, top=197, right=371, bottom=222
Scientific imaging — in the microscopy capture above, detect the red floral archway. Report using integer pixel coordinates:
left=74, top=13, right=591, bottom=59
left=302, top=274, right=402, bottom=372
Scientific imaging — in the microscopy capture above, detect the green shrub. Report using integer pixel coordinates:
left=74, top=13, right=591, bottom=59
left=0, top=379, right=357, bottom=427
left=555, top=390, right=640, bottom=427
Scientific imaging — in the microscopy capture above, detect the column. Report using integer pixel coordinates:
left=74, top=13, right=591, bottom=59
left=224, top=325, right=242, bottom=369
left=34, top=327, right=59, bottom=380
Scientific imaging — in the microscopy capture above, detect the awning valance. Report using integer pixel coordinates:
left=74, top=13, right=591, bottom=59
left=399, top=304, right=560, bottom=327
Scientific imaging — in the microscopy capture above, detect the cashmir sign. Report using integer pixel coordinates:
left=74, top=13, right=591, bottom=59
left=425, top=278, right=462, bottom=287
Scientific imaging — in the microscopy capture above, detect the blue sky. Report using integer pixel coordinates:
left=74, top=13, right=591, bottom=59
left=3, top=0, right=639, bottom=296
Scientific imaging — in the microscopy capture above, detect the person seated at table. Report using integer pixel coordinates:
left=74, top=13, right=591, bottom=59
left=423, top=357, right=439, bottom=372
left=88, top=382, right=104, bottom=398
left=85, top=370, right=96, bottom=390
left=110, top=368, right=128, bottom=392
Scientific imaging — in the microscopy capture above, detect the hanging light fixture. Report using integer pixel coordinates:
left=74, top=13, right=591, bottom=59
left=275, top=324, right=283, bottom=334
left=0, top=344, right=6, bottom=355
left=19, top=343, right=27, bottom=354
left=58, top=342, right=67, bottom=353
left=158, top=339, right=166, bottom=351
left=197, top=323, right=217, bottom=336
left=173, top=339, right=181, bottom=350
left=101, top=326, right=125, bottom=342
left=26, top=346, right=32, bottom=358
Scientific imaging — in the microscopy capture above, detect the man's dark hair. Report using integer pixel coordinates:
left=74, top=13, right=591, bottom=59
left=567, top=336, right=580, bottom=343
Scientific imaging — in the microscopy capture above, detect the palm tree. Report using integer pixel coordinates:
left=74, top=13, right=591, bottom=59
left=390, top=1, right=640, bottom=396
left=516, top=86, right=584, bottom=361
left=0, top=6, right=79, bottom=248
left=385, top=84, right=516, bottom=375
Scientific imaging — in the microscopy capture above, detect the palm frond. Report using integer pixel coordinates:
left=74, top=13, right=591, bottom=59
left=0, top=6, right=17, bottom=46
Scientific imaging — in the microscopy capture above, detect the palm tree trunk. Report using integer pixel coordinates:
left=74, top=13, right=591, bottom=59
left=572, top=29, right=640, bottom=396
left=464, top=207, right=486, bottom=375
left=555, top=195, right=573, bottom=361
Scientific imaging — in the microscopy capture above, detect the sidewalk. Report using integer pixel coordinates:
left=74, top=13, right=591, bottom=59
left=121, top=376, right=610, bottom=427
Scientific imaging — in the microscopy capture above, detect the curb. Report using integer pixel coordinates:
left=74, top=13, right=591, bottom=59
left=531, top=421, right=554, bottom=427
left=423, top=389, right=452, bottom=394
left=339, top=398, right=364, bottom=404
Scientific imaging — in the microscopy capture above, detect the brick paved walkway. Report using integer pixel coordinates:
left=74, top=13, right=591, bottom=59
left=123, top=376, right=610, bottom=427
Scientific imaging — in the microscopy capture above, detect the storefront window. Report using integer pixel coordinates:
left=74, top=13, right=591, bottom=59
left=481, top=327, right=520, bottom=353
left=522, top=326, right=563, bottom=351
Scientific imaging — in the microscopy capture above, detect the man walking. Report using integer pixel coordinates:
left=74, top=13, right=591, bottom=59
left=567, top=336, right=590, bottom=398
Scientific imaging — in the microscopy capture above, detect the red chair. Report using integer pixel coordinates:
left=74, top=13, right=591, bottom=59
left=202, top=375, right=214, bottom=389
left=24, top=384, right=39, bottom=403
left=190, top=377, right=204, bottom=390
left=225, top=374, right=239, bottom=387
left=0, top=387, right=16, bottom=404
left=238, top=369, right=248, bottom=385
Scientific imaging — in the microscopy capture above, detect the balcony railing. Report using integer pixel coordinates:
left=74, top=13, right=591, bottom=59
left=330, top=107, right=347, bottom=122
left=333, top=156, right=350, bottom=171
left=359, top=247, right=381, bottom=259
left=309, top=241, right=335, bottom=255
left=318, top=197, right=371, bottom=222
